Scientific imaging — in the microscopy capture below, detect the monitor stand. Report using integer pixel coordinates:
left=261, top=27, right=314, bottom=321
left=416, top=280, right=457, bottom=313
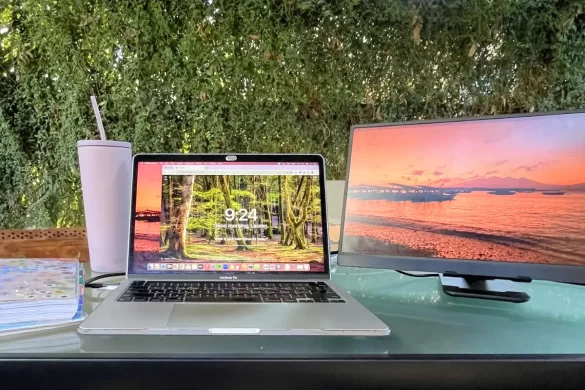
left=440, top=272, right=531, bottom=303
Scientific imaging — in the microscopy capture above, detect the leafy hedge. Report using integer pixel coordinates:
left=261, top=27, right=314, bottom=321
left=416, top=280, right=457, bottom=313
left=1, top=0, right=585, bottom=228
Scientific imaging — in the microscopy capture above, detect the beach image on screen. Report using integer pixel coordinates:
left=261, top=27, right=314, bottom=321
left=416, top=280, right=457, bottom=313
left=342, top=115, right=585, bottom=266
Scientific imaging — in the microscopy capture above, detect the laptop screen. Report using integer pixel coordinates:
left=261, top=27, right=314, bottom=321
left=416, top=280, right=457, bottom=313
left=129, top=159, right=327, bottom=274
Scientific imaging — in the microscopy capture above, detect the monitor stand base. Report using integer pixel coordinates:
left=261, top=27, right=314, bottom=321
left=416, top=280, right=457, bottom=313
left=440, top=272, right=531, bottom=303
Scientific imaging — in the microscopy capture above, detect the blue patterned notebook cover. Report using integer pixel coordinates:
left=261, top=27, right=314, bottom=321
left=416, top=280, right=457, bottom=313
left=0, top=258, right=80, bottom=303
left=0, top=259, right=85, bottom=334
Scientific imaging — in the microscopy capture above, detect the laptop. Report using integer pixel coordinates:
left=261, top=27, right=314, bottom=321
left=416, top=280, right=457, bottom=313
left=79, top=154, right=389, bottom=336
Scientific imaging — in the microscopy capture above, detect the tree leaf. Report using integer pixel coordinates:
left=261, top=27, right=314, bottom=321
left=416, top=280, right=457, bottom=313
left=468, top=42, right=477, bottom=57
left=412, top=15, right=422, bottom=45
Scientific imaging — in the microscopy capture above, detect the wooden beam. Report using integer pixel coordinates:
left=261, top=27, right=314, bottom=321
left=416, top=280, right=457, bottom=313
left=0, top=228, right=89, bottom=262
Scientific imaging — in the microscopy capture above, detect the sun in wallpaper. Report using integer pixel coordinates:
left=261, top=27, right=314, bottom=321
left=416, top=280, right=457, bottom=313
left=342, top=114, right=585, bottom=266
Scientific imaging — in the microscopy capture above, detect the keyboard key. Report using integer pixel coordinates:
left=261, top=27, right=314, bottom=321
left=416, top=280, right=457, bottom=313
left=131, top=291, right=153, bottom=296
left=133, top=297, right=148, bottom=302
left=117, top=296, right=133, bottom=302
left=165, top=297, right=184, bottom=302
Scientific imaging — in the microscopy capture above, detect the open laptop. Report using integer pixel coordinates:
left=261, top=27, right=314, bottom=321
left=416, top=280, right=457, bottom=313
left=79, top=154, right=389, bottom=336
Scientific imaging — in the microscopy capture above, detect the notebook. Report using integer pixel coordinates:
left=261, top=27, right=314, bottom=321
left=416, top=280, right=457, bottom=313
left=0, top=258, right=85, bottom=336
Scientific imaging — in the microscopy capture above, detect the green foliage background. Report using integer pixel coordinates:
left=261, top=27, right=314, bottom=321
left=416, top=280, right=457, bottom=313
left=1, top=0, right=585, bottom=228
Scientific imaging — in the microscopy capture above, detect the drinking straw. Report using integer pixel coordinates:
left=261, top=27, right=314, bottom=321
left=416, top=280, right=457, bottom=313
left=90, top=96, right=107, bottom=140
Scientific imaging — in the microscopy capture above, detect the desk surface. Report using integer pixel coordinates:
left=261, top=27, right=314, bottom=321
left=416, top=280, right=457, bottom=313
left=2, top=181, right=584, bottom=358
left=1, top=262, right=585, bottom=357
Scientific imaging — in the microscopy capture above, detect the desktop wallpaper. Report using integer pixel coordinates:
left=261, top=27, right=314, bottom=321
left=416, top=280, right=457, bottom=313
left=342, top=115, right=585, bottom=266
left=131, top=163, right=325, bottom=272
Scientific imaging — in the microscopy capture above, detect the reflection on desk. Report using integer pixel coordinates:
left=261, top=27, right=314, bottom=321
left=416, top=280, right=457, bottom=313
left=335, top=267, right=585, bottom=354
left=0, top=263, right=585, bottom=356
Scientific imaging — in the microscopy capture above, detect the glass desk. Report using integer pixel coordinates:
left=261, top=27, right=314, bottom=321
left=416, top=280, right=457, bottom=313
left=1, top=262, right=585, bottom=389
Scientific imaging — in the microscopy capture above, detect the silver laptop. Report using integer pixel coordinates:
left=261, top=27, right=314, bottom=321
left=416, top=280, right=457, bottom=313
left=79, top=154, right=389, bottom=336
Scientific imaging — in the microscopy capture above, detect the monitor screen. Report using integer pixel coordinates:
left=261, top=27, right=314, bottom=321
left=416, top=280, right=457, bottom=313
left=341, top=113, right=585, bottom=268
left=129, top=160, right=326, bottom=274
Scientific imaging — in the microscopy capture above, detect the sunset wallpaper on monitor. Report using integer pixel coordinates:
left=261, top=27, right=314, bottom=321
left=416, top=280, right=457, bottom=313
left=342, top=114, right=585, bottom=266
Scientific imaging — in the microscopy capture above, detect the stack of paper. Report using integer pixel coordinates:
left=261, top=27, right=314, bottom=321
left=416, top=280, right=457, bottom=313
left=0, top=258, right=85, bottom=336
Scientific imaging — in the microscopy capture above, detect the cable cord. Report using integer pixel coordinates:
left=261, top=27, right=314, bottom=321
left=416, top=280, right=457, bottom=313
left=395, top=270, right=440, bottom=278
left=85, top=272, right=125, bottom=288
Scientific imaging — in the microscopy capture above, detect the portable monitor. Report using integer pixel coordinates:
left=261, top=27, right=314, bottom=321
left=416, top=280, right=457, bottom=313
left=338, top=111, right=585, bottom=302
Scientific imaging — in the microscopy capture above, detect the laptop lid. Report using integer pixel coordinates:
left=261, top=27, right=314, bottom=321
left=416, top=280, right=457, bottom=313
left=127, top=154, right=330, bottom=280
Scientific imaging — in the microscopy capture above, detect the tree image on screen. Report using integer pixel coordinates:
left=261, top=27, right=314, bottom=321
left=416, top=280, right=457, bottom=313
left=158, top=175, right=323, bottom=265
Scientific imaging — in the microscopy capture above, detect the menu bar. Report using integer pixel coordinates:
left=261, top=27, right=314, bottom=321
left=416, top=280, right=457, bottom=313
left=147, top=263, right=311, bottom=272
left=141, top=162, right=318, bottom=165
left=162, top=164, right=319, bottom=176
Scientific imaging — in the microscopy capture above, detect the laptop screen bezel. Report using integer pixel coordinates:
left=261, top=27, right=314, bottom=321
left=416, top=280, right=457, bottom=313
left=127, top=154, right=330, bottom=280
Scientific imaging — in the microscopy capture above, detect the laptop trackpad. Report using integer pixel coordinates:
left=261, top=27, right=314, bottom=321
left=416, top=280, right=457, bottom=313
left=167, top=304, right=282, bottom=333
left=167, top=302, right=348, bottom=334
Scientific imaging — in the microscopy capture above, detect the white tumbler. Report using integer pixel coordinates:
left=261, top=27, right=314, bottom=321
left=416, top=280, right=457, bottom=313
left=77, top=140, right=132, bottom=273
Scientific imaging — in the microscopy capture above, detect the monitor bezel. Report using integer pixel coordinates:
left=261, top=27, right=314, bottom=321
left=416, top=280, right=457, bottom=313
left=127, top=153, right=330, bottom=281
left=338, top=110, right=585, bottom=284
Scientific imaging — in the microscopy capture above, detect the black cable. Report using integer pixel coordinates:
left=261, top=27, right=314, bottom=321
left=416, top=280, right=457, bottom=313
left=85, top=272, right=125, bottom=288
left=395, top=270, right=440, bottom=278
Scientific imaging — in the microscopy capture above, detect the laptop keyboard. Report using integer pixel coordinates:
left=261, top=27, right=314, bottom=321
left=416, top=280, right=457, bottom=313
left=117, top=281, right=346, bottom=303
